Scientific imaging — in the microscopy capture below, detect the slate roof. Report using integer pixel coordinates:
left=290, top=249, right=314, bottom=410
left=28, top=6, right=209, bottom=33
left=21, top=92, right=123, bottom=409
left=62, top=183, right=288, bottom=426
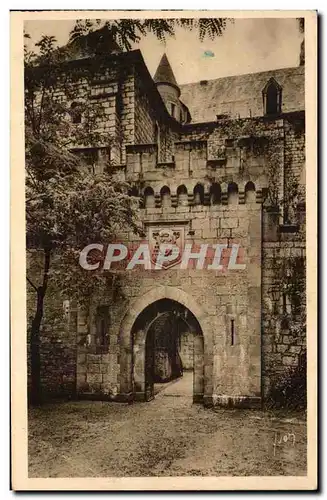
left=180, top=66, right=304, bottom=123
left=154, top=53, right=180, bottom=90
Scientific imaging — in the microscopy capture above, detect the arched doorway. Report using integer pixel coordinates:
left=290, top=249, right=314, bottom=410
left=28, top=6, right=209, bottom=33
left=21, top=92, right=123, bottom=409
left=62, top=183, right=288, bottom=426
left=119, top=286, right=213, bottom=405
left=132, top=299, right=204, bottom=402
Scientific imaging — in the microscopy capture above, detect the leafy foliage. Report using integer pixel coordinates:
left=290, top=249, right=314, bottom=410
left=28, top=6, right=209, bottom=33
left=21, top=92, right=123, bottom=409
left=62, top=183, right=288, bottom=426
left=297, top=17, right=305, bottom=34
left=25, top=34, right=141, bottom=289
left=297, top=18, right=305, bottom=66
left=266, top=351, right=306, bottom=410
left=25, top=34, right=140, bottom=402
left=69, top=18, right=231, bottom=52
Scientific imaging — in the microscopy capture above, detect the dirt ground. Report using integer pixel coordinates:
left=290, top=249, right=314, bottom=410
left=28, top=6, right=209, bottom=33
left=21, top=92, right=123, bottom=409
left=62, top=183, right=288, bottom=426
left=28, top=373, right=307, bottom=477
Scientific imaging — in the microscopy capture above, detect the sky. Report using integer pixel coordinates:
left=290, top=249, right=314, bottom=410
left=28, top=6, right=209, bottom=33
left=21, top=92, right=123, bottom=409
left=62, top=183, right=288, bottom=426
left=25, top=18, right=303, bottom=84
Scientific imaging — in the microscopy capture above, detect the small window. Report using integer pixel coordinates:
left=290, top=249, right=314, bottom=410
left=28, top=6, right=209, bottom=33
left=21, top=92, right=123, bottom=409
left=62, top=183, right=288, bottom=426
left=227, top=182, right=239, bottom=205
left=177, top=185, right=188, bottom=206
left=193, top=184, right=204, bottom=205
left=262, top=78, right=282, bottom=116
left=144, top=186, right=155, bottom=208
left=95, top=305, right=110, bottom=347
left=245, top=181, right=256, bottom=204
left=160, top=186, right=171, bottom=208
left=230, top=319, right=235, bottom=346
left=210, top=183, right=221, bottom=205
left=266, top=84, right=278, bottom=115
left=291, top=293, right=302, bottom=315
left=170, top=102, right=176, bottom=118
left=282, top=293, right=292, bottom=315
left=70, top=102, right=82, bottom=124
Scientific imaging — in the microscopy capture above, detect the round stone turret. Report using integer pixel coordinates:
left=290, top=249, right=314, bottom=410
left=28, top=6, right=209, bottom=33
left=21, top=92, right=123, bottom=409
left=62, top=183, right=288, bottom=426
left=154, top=53, right=190, bottom=124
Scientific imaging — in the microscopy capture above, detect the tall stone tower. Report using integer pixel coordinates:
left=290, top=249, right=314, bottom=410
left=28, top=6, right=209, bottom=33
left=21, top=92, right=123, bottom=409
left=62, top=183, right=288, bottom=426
left=154, top=53, right=190, bottom=124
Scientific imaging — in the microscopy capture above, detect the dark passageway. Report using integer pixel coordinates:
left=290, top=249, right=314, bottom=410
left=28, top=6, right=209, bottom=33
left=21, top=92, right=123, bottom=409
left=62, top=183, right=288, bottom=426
left=131, top=298, right=204, bottom=402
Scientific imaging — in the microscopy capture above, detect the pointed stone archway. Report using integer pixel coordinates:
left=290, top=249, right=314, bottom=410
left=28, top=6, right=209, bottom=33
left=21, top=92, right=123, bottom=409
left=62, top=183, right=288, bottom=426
left=118, top=286, right=214, bottom=404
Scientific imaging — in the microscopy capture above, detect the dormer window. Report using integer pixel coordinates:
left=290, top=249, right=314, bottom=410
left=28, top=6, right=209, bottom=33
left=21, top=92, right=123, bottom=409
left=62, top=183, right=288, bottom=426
left=262, top=78, right=282, bottom=116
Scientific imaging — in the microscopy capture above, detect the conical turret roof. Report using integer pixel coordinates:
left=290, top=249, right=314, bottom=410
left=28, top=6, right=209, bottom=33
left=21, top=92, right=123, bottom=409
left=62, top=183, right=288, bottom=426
left=154, top=53, right=179, bottom=89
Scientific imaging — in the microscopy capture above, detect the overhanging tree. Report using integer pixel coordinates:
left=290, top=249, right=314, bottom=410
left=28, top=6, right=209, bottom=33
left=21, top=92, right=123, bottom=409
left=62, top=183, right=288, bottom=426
left=25, top=34, right=140, bottom=404
left=68, top=18, right=231, bottom=51
left=68, top=17, right=304, bottom=66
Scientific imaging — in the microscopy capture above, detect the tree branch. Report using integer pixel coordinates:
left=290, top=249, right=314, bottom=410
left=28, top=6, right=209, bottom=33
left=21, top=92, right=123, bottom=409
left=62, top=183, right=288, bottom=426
left=42, top=247, right=51, bottom=293
left=26, top=276, right=38, bottom=292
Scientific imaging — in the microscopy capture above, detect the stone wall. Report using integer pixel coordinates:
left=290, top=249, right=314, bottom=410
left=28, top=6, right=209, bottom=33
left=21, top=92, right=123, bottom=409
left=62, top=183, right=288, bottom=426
left=260, top=114, right=306, bottom=396
left=35, top=57, right=178, bottom=167
left=261, top=241, right=306, bottom=396
left=119, top=71, right=135, bottom=163
left=179, top=330, right=194, bottom=370
left=75, top=134, right=263, bottom=406
left=180, top=114, right=306, bottom=397
left=134, top=74, right=157, bottom=145
left=26, top=253, right=77, bottom=399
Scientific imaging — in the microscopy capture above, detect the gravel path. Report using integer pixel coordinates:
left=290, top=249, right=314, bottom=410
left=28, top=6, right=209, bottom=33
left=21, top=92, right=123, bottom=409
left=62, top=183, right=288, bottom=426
left=28, top=375, right=306, bottom=477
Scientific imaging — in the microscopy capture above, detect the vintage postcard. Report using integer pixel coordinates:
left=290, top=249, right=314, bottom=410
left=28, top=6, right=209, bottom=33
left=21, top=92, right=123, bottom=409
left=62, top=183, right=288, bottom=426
left=11, top=10, right=317, bottom=490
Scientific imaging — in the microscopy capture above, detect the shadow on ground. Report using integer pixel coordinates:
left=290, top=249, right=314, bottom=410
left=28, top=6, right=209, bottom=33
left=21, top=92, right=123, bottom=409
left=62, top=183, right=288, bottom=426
left=28, top=375, right=307, bottom=478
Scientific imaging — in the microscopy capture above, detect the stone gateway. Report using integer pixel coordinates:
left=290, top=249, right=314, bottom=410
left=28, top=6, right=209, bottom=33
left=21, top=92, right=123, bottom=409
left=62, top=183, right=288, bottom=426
left=27, top=44, right=306, bottom=408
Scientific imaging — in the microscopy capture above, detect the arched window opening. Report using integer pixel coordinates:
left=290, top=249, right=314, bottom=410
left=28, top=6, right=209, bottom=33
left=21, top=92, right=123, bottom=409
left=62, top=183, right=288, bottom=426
left=228, top=182, right=239, bottom=205
left=70, top=101, right=82, bottom=124
left=144, top=186, right=155, bottom=208
left=128, top=186, right=141, bottom=208
left=193, top=184, right=204, bottom=206
left=177, top=185, right=188, bottom=206
left=210, top=183, right=221, bottom=205
left=160, top=186, right=171, bottom=208
left=245, top=181, right=256, bottom=203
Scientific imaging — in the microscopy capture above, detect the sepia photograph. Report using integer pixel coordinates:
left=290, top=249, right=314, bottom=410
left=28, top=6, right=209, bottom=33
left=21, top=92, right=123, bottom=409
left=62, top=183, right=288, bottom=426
left=10, top=10, right=317, bottom=490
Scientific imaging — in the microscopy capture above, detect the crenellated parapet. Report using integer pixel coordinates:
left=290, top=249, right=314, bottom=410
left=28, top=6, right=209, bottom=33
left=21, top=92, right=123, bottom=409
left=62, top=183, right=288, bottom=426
left=124, top=137, right=269, bottom=190
left=135, top=181, right=263, bottom=209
